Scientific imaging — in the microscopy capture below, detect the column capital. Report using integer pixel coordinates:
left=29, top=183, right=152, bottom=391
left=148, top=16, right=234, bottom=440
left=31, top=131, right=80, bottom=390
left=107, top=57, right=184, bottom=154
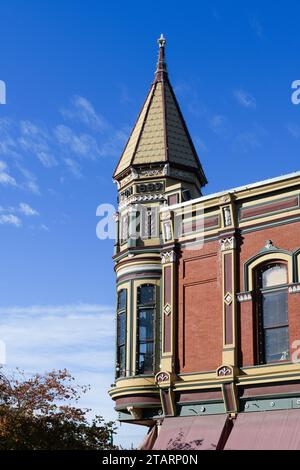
left=220, top=236, right=236, bottom=251
left=161, top=250, right=176, bottom=264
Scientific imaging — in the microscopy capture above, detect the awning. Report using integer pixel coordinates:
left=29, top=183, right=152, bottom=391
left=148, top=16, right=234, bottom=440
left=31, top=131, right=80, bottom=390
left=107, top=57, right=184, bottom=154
left=224, top=409, right=300, bottom=450
left=138, top=426, right=157, bottom=450
left=152, top=415, right=230, bottom=450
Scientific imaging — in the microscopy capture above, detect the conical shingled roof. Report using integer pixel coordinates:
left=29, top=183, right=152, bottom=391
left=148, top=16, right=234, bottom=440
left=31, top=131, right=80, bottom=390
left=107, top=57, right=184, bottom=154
left=114, top=35, right=207, bottom=187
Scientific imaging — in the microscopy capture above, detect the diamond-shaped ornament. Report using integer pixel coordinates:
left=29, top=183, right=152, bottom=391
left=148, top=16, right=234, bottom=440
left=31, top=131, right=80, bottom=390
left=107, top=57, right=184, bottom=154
left=164, top=303, right=171, bottom=315
left=224, top=292, right=233, bottom=306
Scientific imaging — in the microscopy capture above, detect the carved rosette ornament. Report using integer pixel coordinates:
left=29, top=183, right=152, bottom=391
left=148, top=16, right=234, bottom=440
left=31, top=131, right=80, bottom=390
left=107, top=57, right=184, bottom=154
left=161, top=250, right=176, bottom=264
left=155, top=372, right=170, bottom=384
left=220, top=237, right=236, bottom=252
left=217, top=366, right=233, bottom=377
left=219, top=194, right=231, bottom=205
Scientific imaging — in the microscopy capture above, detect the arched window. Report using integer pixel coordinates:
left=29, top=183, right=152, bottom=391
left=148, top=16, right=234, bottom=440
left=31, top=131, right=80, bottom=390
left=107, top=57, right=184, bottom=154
left=116, top=289, right=127, bottom=378
left=136, top=284, right=156, bottom=374
left=255, top=262, right=290, bottom=364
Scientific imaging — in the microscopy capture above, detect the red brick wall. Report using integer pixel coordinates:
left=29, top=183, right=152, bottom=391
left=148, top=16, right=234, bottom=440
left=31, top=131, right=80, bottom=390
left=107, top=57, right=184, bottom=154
left=177, top=221, right=300, bottom=373
left=239, top=220, right=300, bottom=367
left=177, top=240, right=222, bottom=373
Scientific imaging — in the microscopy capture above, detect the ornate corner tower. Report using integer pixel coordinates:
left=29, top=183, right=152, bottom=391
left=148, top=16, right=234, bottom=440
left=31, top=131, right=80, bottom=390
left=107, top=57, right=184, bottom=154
left=109, top=35, right=207, bottom=426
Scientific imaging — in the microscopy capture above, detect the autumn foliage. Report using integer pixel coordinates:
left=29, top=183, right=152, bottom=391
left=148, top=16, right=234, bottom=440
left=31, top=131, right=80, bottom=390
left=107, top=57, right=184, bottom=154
left=0, top=368, right=117, bottom=450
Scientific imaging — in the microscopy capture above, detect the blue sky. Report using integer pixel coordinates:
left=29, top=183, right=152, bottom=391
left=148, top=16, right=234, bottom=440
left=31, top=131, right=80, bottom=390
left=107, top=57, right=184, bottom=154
left=0, top=0, right=300, bottom=448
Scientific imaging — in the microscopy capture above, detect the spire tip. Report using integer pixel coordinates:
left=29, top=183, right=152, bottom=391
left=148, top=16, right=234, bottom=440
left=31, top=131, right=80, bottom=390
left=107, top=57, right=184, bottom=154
left=158, top=33, right=166, bottom=48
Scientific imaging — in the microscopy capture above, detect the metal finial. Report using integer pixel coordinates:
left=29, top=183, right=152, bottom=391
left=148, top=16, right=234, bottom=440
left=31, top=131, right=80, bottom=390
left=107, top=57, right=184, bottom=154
left=158, top=33, right=166, bottom=48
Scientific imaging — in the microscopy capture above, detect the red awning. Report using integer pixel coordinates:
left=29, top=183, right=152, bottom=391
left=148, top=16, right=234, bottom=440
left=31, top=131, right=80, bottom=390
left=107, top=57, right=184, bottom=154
left=152, top=415, right=229, bottom=450
left=138, top=426, right=157, bottom=450
left=224, top=409, right=300, bottom=450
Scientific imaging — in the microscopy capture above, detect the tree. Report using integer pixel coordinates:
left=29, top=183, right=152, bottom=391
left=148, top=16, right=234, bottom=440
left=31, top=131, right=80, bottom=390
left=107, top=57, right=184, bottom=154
left=0, top=368, right=117, bottom=450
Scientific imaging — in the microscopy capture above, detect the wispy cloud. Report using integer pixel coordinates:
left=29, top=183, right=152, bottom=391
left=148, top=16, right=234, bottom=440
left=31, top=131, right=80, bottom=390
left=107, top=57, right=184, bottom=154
left=19, top=121, right=57, bottom=168
left=19, top=202, right=39, bottom=216
left=234, top=89, right=256, bottom=109
left=0, top=214, right=22, bottom=227
left=54, top=125, right=101, bottom=160
left=60, top=95, right=109, bottom=133
left=0, top=95, right=127, bottom=195
left=63, top=158, right=83, bottom=179
left=0, top=160, right=17, bottom=187
left=17, top=166, right=41, bottom=195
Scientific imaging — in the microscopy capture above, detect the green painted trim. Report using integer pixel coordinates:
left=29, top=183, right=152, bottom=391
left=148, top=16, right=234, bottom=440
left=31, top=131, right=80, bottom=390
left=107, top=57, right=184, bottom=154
left=241, top=215, right=300, bottom=235
left=177, top=402, right=225, bottom=417
left=293, top=248, right=300, bottom=282
left=243, top=248, right=292, bottom=291
left=240, top=396, right=300, bottom=413
left=177, top=398, right=223, bottom=405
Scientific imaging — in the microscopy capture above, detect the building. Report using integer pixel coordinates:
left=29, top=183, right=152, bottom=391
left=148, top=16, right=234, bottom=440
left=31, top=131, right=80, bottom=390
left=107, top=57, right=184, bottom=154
left=108, top=35, right=300, bottom=450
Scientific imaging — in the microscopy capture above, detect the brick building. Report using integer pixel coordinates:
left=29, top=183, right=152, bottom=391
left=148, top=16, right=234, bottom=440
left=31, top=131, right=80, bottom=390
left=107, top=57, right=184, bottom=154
left=108, top=36, right=300, bottom=450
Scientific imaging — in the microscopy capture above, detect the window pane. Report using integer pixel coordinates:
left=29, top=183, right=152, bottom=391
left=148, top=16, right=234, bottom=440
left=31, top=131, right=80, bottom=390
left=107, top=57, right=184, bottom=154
left=262, top=264, right=287, bottom=288
left=121, top=215, right=128, bottom=242
left=138, top=309, right=154, bottom=341
left=118, top=345, right=126, bottom=376
left=138, top=285, right=155, bottom=305
left=118, top=290, right=127, bottom=311
left=264, top=327, right=290, bottom=363
left=117, top=312, right=126, bottom=346
left=262, top=291, right=288, bottom=328
left=138, top=342, right=154, bottom=374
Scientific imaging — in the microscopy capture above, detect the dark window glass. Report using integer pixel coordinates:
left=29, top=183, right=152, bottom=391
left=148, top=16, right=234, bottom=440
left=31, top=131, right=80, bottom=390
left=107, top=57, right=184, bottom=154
left=116, top=290, right=127, bottom=378
left=138, top=342, right=154, bottom=374
left=256, top=263, right=290, bottom=364
left=120, top=214, right=128, bottom=243
left=262, top=291, right=288, bottom=328
left=265, top=327, right=290, bottom=363
left=138, top=309, right=154, bottom=341
left=118, top=289, right=127, bottom=310
left=117, top=312, right=126, bottom=345
left=136, top=285, right=156, bottom=374
left=138, top=285, right=156, bottom=305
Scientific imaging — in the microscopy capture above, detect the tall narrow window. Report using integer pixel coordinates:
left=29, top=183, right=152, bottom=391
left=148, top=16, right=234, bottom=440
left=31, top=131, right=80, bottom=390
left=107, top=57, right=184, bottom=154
left=256, top=262, right=290, bottom=364
left=116, top=289, right=127, bottom=378
left=120, top=214, right=128, bottom=244
left=141, top=207, right=159, bottom=240
left=136, top=284, right=156, bottom=374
